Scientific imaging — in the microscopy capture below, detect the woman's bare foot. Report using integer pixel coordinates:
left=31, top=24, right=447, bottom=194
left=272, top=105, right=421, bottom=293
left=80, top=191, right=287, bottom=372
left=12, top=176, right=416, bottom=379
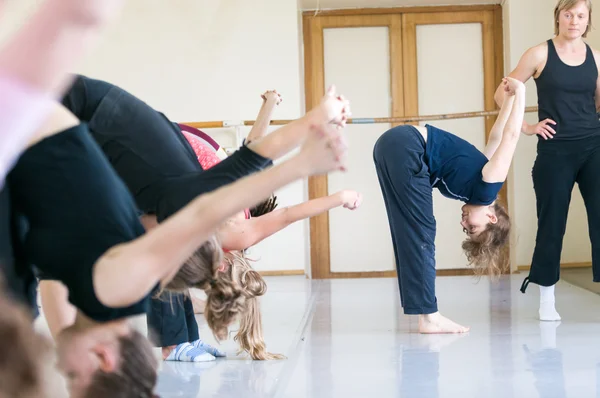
left=191, top=295, right=206, bottom=314
left=418, top=312, right=470, bottom=334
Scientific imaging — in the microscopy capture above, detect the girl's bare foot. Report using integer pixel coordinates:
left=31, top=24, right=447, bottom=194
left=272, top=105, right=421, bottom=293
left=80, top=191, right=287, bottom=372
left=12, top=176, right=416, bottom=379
left=418, top=312, right=470, bottom=334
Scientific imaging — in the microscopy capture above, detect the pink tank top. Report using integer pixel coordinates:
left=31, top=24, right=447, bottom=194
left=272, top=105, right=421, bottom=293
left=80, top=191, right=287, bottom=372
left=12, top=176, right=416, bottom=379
left=181, top=130, right=250, bottom=220
left=0, top=76, right=55, bottom=187
left=182, top=131, right=222, bottom=170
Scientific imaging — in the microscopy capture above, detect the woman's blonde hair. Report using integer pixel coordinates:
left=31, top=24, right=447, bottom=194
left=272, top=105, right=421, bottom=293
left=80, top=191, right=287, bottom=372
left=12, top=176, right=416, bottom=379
left=461, top=202, right=511, bottom=279
left=164, top=234, right=223, bottom=292
left=554, top=0, right=593, bottom=37
left=204, top=251, right=285, bottom=360
left=164, top=237, right=283, bottom=360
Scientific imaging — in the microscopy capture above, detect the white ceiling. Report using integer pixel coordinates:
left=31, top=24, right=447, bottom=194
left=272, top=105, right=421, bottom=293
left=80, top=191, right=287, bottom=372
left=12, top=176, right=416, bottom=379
left=301, top=0, right=501, bottom=10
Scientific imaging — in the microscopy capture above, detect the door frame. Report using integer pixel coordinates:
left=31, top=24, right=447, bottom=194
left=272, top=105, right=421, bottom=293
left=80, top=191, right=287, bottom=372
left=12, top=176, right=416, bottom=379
left=303, top=5, right=506, bottom=279
left=303, top=13, right=403, bottom=279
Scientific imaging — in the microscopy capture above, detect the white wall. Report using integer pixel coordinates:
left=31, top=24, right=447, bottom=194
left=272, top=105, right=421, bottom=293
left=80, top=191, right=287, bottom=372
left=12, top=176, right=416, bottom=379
left=504, top=0, right=600, bottom=267
left=0, top=0, right=308, bottom=273
left=4, top=0, right=598, bottom=274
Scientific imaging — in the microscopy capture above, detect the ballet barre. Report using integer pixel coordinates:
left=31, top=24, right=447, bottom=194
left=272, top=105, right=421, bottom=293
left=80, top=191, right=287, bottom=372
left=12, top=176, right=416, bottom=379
left=183, top=106, right=539, bottom=129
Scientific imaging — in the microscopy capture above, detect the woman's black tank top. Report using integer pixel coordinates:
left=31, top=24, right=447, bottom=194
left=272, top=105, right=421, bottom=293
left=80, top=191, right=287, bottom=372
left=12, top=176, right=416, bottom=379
left=534, top=39, right=600, bottom=142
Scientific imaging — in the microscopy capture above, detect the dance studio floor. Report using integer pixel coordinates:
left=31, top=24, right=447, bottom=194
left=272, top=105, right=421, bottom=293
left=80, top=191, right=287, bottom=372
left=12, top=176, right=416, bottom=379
left=154, top=274, right=600, bottom=398
left=33, top=273, right=600, bottom=397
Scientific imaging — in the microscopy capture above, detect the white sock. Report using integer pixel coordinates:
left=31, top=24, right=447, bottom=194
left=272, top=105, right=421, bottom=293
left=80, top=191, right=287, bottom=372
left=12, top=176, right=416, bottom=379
left=192, top=339, right=226, bottom=357
left=539, top=285, right=561, bottom=321
left=540, top=285, right=555, bottom=302
left=164, top=342, right=216, bottom=362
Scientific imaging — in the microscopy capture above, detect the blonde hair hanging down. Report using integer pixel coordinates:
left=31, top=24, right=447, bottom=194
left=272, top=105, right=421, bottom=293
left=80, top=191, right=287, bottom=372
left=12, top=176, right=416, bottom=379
left=161, top=236, right=284, bottom=360
left=205, top=251, right=285, bottom=360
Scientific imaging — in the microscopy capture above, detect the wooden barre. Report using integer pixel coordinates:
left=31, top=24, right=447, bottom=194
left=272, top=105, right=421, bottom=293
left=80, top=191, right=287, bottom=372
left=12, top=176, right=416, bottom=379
left=183, top=106, right=539, bottom=129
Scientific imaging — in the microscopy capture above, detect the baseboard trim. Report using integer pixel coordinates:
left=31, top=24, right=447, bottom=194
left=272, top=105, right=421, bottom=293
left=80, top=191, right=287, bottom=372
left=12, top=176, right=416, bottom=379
left=258, top=270, right=305, bottom=277
left=517, top=262, right=592, bottom=271
left=436, top=268, right=479, bottom=276
left=261, top=267, right=533, bottom=279
left=328, top=271, right=397, bottom=279
left=325, top=268, right=488, bottom=279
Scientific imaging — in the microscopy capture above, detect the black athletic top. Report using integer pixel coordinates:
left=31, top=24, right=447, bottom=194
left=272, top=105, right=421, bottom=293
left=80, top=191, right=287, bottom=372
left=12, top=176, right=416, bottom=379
left=7, top=124, right=150, bottom=322
left=62, top=75, right=273, bottom=222
left=0, top=187, right=37, bottom=313
left=535, top=39, right=600, bottom=142
left=61, top=75, right=201, bottom=215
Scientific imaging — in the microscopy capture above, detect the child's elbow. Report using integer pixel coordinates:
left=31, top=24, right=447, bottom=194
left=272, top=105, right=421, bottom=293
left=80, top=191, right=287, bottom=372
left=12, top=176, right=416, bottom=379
left=493, top=86, right=504, bottom=107
left=493, top=92, right=501, bottom=107
left=92, top=244, right=152, bottom=308
left=93, top=253, right=123, bottom=307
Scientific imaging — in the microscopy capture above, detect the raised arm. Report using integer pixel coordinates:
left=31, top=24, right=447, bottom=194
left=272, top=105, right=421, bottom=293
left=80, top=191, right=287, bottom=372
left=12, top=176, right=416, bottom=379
left=0, top=0, right=123, bottom=183
left=0, top=0, right=123, bottom=94
left=493, top=45, right=539, bottom=106
left=218, top=190, right=362, bottom=250
left=481, top=77, right=526, bottom=183
left=482, top=87, right=516, bottom=159
left=493, top=43, right=555, bottom=139
left=245, top=91, right=282, bottom=145
left=245, top=85, right=350, bottom=161
left=93, top=92, right=351, bottom=307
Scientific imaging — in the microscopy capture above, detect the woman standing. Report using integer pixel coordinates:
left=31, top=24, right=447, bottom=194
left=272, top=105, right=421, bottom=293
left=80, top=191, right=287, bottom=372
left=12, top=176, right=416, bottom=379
left=496, top=0, right=600, bottom=321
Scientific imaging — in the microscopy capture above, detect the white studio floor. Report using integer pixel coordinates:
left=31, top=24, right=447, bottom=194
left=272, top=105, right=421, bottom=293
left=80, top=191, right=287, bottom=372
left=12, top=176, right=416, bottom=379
left=34, top=274, right=600, bottom=398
